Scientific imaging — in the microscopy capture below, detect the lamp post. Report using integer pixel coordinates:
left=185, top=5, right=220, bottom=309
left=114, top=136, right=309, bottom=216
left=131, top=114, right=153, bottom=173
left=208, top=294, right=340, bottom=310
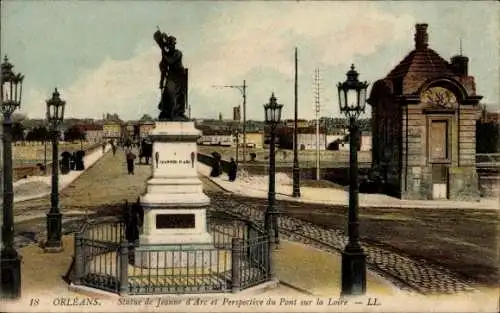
left=337, top=64, right=369, bottom=296
left=1, top=55, right=24, bottom=299
left=80, top=134, right=84, bottom=151
left=292, top=47, right=301, bottom=197
left=264, top=93, right=283, bottom=247
left=44, top=88, right=66, bottom=253
left=212, top=80, right=247, bottom=167
left=43, top=131, right=48, bottom=175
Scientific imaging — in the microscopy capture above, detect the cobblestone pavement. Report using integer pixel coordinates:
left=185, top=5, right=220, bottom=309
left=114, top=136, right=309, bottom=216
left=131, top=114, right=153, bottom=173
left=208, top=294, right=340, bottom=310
left=204, top=189, right=479, bottom=295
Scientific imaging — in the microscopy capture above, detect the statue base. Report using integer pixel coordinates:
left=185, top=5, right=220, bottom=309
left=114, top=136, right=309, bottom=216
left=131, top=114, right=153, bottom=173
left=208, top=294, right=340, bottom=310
left=136, top=121, right=214, bottom=268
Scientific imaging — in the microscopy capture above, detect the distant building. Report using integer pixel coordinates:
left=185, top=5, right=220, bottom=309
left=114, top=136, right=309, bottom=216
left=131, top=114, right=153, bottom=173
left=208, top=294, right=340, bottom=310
left=121, top=123, right=136, bottom=142
left=297, top=133, right=327, bottom=150
left=139, top=122, right=155, bottom=139
left=238, top=131, right=264, bottom=148
left=103, top=121, right=122, bottom=141
left=79, top=124, right=104, bottom=143
left=199, top=134, right=234, bottom=146
left=360, top=132, right=372, bottom=151
left=326, top=131, right=371, bottom=151
left=233, top=106, right=241, bottom=122
left=284, top=119, right=309, bottom=128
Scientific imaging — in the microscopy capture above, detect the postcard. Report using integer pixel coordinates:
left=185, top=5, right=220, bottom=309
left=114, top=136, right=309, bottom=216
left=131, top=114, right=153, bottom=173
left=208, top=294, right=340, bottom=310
left=0, top=1, right=498, bottom=312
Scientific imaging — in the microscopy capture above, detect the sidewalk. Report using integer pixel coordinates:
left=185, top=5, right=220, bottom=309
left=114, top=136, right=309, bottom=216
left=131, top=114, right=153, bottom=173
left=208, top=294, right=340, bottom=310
left=197, top=163, right=499, bottom=210
left=13, top=144, right=111, bottom=203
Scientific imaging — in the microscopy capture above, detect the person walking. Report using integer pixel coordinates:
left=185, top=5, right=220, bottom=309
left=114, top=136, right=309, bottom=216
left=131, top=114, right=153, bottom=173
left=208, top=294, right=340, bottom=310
left=102, top=142, right=106, bottom=154
left=112, top=144, right=117, bottom=156
left=228, top=157, right=237, bottom=182
left=126, top=150, right=137, bottom=175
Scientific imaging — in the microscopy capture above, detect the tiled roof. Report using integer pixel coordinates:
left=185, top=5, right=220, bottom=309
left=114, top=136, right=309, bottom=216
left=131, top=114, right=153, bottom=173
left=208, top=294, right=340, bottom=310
left=386, top=48, right=454, bottom=79
left=372, top=24, right=459, bottom=97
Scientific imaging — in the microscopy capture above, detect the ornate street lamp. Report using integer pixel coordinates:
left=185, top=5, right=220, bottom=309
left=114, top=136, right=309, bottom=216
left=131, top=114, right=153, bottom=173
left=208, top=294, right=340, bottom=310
left=337, top=64, right=369, bottom=296
left=1, top=55, right=24, bottom=299
left=44, top=88, right=66, bottom=252
left=263, top=93, right=283, bottom=247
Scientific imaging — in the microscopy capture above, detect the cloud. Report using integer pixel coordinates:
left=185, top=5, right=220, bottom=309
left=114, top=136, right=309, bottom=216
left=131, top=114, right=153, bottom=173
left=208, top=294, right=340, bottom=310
left=20, top=3, right=415, bottom=120
left=22, top=46, right=160, bottom=120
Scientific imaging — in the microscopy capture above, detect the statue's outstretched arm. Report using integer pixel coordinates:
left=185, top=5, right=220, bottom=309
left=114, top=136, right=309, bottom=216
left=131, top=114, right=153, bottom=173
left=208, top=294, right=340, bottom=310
left=153, top=31, right=164, bottom=48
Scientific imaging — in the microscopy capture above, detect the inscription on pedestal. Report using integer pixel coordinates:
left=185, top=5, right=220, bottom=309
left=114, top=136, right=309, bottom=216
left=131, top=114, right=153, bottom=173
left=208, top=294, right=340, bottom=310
left=156, top=214, right=195, bottom=229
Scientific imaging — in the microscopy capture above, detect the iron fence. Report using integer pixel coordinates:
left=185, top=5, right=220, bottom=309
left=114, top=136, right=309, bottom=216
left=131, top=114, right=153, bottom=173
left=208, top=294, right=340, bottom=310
left=238, top=231, right=271, bottom=290
left=74, top=219, right=124, bottom=293
left=72, top=212, right=270, bottom=295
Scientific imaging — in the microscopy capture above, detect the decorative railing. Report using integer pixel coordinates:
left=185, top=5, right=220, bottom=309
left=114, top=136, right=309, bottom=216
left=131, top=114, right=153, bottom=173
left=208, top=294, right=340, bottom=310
left=72, top=212, right=271, bottom=295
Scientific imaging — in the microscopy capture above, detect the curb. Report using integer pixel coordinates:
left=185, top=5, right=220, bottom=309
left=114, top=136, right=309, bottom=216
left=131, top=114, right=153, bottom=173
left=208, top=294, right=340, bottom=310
left=199, top=173, right=232, bottom=193
left=68, top=278, right=281, bottom=298
left=278, top=281, right=314, bottom=295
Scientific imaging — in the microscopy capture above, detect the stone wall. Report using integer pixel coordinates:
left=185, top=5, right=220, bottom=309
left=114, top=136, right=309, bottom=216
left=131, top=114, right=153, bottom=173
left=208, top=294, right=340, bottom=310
left=196, top=152, right=371, bottom=183
left=448, top=166, right=480, bottom=201
left=12, top=142, right=103, bottom=182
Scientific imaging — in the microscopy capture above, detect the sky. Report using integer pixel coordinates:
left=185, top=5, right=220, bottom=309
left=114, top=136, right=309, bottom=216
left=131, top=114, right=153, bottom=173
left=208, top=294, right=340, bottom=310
left=1, top=1, right=499, bottom=121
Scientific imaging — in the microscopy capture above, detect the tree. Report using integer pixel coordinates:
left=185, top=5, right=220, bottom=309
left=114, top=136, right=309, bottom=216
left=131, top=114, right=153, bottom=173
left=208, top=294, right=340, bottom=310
left=64, top=125, right=86, bottom=142
left=476, top=121, right=500, bottom=153
left=25, top=126, right=49, bottom=141
left=12, top=122, right=25, bottom=141
left=105, top=113, right=122, bottom=122
left=139, top=114, right=154, bottom=121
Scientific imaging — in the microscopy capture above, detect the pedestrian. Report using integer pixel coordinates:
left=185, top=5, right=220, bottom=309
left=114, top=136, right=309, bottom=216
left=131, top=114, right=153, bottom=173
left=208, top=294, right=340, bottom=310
left=102, top=142, right=106, bottom=154
left=126, top=150, right=136, bottom=175
left=70, top=152, right=77, bottom=170
left=112, top=144, right=117, bottom=156
left=228, top=157, right=237, bottom=182
left=210, top=152, right=221, bottom=177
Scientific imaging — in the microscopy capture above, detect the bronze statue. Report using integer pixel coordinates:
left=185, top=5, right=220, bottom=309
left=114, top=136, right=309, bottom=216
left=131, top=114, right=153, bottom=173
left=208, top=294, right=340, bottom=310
left=154, top=27, right=188, bottom=121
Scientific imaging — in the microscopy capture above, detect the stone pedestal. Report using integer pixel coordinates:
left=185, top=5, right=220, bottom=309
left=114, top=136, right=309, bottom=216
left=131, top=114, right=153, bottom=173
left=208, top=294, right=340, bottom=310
left=135, top=121, right=217, bottom=268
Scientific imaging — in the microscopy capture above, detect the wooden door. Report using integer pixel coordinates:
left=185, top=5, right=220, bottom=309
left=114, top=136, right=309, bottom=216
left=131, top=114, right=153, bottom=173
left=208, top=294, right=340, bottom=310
left=430, top=120, right=448, bottom=161
left=429, top=120, right=449, bottom=199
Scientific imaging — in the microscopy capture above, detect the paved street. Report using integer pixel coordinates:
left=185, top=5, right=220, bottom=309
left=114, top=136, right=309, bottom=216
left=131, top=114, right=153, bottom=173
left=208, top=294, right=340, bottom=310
left=11, top=147, right=499, bottom=296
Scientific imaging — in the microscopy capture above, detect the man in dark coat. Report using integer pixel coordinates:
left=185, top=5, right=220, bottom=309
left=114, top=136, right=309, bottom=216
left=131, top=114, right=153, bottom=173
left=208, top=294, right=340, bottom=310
left=210, top=152, right=221, bottom=177
left=126, top=150, right=136, bottom=175
left=228, top=158, right=237, bottom=182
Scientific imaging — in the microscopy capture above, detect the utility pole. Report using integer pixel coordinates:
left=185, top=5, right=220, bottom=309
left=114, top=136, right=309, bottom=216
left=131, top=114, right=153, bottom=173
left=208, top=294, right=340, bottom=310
left=292, top=47, right=301, bottom=197
left=314, top=68, right=321, bottom=180
left=212, top=80, right=247, bottom=167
